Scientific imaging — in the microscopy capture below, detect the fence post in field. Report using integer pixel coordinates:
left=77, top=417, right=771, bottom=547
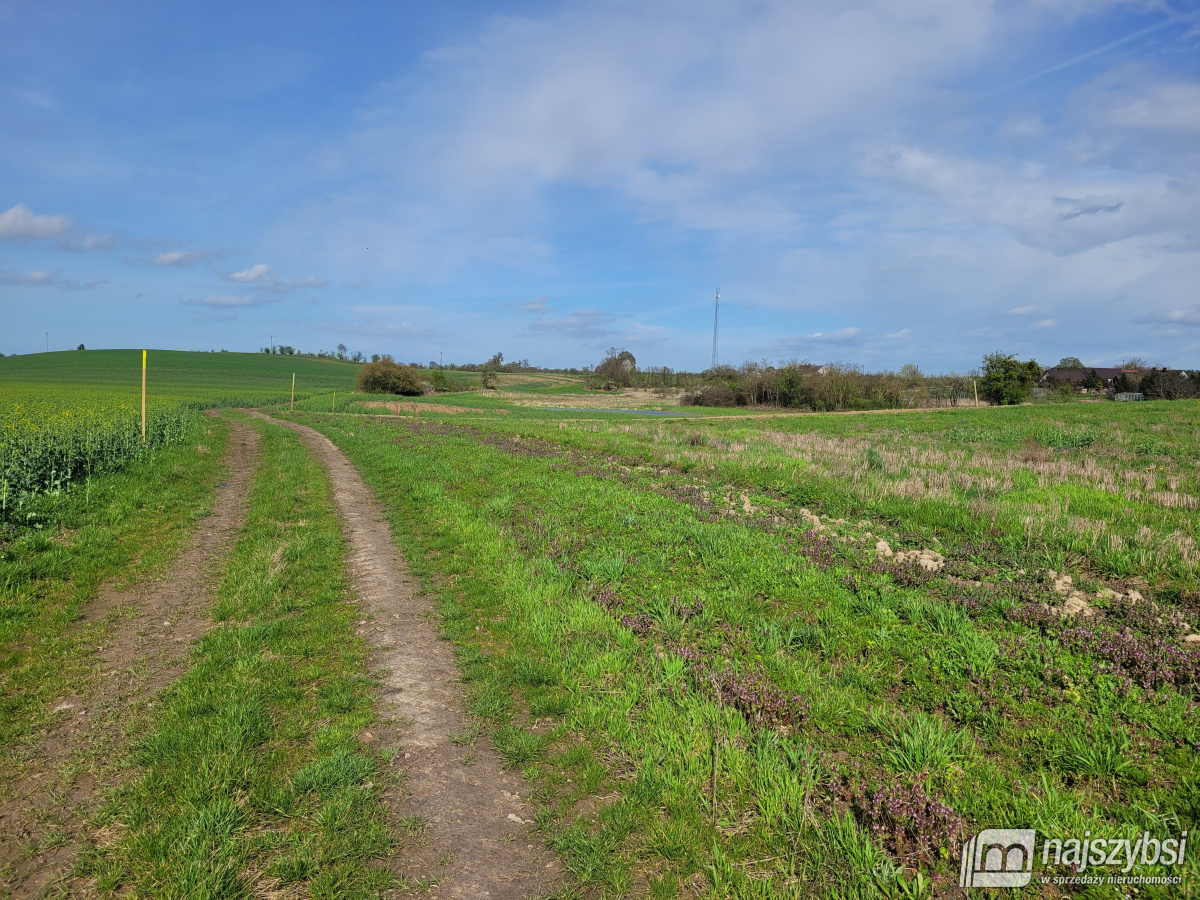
left=291, top=373, right=296, bottom=412
left=141, top=349, right=147, bottom=444
left=973, top=379, right=979, bottom=408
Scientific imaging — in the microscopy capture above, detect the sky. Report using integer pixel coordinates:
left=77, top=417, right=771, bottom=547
left=2, top=0, right=1198, bottom=372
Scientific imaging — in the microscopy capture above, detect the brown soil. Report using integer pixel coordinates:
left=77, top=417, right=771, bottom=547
left=357, top=401, right=487, bottom=416
left=249, top=411, right=562, bottom=899
left=0, top=416, right=260, bottom=899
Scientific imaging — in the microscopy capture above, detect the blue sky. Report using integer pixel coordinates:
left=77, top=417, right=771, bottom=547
left=2, top=0, right=1198, bottom=372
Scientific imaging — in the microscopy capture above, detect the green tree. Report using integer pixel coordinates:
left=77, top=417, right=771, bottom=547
left=1081, top=369, right=1104, bottom=392
left=596, top=347, right=637, bottom=387
left=1057, top=356, right=1084, bottom=370
left=1113, top=372, right=1141, bottom=393
left=481, top=352, right=503, bottom=389
left=979, top=352, right=1041, bottom=405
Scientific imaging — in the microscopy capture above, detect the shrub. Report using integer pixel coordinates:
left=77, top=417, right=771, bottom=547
left=979, top=352, right=1041, bottom=405
left=355, top=359, right=422, bottom=395
left=681, top=384, right=740, bottom=407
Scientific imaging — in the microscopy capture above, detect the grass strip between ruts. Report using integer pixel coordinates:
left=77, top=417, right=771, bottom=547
left=77, top=413, right=396, bottom=899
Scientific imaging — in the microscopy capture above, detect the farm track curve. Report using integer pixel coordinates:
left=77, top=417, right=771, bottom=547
left=247, top=410, right=563, bottom=899
left=0, top=414, right=260, bottom=899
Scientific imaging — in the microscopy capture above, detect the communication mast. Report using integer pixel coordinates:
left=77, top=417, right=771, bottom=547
left=711, top=288, right=720, bottom=370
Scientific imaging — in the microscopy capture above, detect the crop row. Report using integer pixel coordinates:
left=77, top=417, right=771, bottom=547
left=1, top=398, right=197, bottom=520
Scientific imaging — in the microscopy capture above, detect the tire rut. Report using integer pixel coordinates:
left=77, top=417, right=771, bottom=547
left=249, top=411, right=563, bottom=899
left=0, top=416, right=260, bottom=899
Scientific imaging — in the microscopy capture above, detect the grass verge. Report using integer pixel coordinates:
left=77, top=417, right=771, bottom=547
left=0, top=415, right=229, bottom=758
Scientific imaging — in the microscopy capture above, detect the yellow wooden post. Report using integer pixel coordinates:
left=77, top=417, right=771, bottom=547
left=141, top=350, right=147, bottom=444
left=973, top=379, right=979, bottom=408
left=291, top=373, right=296, bottom=412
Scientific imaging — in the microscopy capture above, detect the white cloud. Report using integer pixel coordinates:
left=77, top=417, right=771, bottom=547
left=1031, top=318, right=1057, bottom=328
left=257, top=276, right=329, bottom=294
left=223, top=264, right=328, bottom=293
left=153, top=249, right=220, bottom=267
left=0, top=204, right=71, bottom=241
left=520, top=308, right=667, bottom=345
left=329, top=0, right=1002, bottom=248
left=1090, top=77, right=1200, bottom=133
left=228, top=263, right=271, bottom=283
left=863, top=144, right=1200, bottom=256
left=0, top=269, right=107, bottom=289
left=330, top=319, right=431, bottom=337
left=1008, top=305, right=1037, bottom=314
left=81, top=234, right=116, bottom=251
left=521, top=296, right=553, bottom=312
left=183, top=294, right=273, bottom=308
left=886, top=328, right=912, bottom=339
left=756, top=326, right=865, bottom=356
left=1134, top=305, right=1200, bottom=328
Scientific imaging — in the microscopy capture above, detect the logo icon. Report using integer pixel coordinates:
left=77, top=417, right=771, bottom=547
left=960, top=829, right=1036, bottom=888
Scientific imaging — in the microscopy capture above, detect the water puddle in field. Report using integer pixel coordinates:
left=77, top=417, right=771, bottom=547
left=545, top=407, right=696, bottom=416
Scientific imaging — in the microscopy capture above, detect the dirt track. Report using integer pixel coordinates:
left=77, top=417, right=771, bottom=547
left=249, top=411, right=561, bottom=898
left=0, top=416, right=260, bottom=899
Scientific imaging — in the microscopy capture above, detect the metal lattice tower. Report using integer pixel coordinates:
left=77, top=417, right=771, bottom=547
left=711, top=288, right=720, bottom=370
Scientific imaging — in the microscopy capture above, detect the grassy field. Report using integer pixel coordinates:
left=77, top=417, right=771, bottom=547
left=278, top=398, right=1200, bottom=897
left=4, top=348, right=1199, bottom=897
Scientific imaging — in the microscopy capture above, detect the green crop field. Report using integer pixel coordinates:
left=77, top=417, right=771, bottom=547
left=0, top=349, right=360, bottom=407
left=2, top=348, right=1198, bottom=898
left=0, top=350, right=361, bottom=525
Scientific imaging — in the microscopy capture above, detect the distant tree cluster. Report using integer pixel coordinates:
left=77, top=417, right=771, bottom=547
left=261, top=344, right=365, bottom=361
left=678, top=361, right=975, bottom=411
left=1116, top=368, right=1198, bottom=399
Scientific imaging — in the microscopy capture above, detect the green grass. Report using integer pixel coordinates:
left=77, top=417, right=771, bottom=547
left=79, top=414, right=395, bottom=898
left=0, top=349, right=361, bottom=408
left=281, top=400, right=1200, bottom=897
left=0, top=416, right=227, bottom=757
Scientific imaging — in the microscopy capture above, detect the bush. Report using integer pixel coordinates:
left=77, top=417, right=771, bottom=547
left=356, top=359, right=422, bottom=395
left=430, top=370, right=451, bottom=392
left=980, top=352, right=1041, bottom=405
left=681, top=384, right=740, bottom=407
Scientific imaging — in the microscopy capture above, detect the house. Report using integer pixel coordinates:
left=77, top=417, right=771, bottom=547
left=1039, top=367, right=1127, bottom=389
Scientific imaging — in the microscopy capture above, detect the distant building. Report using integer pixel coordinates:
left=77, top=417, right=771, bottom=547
left=1041, top=366, right=1184, bottom=395
left=1039, top=367, right=1127, bottom=389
